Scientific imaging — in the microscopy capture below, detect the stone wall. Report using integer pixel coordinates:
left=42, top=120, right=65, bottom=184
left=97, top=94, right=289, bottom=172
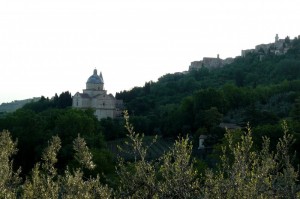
left=189, top=56, right=234, bottom=71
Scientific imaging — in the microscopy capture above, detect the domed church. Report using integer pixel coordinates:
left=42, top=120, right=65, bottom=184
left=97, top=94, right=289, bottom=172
left=72, top=69, right=123, bottom=120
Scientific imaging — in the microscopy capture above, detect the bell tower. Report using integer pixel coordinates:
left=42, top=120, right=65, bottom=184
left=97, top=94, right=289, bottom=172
left=275, top=34, right=279, bottom=43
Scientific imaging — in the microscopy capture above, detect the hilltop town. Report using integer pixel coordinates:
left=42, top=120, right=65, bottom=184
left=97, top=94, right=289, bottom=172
left=189, top=34, right=300, bottom=71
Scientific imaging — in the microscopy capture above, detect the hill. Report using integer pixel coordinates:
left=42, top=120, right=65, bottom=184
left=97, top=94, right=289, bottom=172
left=0, top=97, right=40, bottom=114
left=0, top=35, right=300, bottom=177
left=116, top=36, right=300, bottom=139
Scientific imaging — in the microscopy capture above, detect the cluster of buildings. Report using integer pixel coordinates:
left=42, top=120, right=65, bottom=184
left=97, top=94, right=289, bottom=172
left=189, top=54, right=234, bottom=71
left=241, top=34, right=295, bottom=57
left=189, top=34, right=299, bottom=71
left=72, top=69, right=123, bottom=120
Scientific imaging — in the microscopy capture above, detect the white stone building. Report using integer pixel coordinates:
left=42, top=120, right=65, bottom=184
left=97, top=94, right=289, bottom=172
left=72, top=69, right=123, bottom=120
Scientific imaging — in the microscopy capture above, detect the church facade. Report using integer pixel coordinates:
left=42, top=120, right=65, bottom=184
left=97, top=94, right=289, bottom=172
left=72, top=69, right=123, bottom=120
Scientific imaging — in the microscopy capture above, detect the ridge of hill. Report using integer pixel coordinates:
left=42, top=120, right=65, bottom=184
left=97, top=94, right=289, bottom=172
left=0, top=97, right=40, bottom=113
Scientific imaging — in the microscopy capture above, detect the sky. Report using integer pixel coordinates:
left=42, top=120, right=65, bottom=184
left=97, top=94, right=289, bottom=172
left=0, top=0, right=299, bottom=104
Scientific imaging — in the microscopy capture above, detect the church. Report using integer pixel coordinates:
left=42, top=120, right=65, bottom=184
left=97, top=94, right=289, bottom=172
left=72, top=69, right=123, bottom=120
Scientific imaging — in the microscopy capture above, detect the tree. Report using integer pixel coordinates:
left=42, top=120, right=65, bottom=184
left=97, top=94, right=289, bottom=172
left=0, top=115, right=300, bottom=198
left=115, top=111, right=200, bottom=198
left=0, top=130, right=21, bottom=198
left=22, top=135, right=112, bottom=198
left=235, top=69, right=245, bottom=87
left=56, top=91, right=72, bottom=108
left=203, top=121, right=299, bottom=198
left=193, top=88, right=227, bottom=114
left=202, top=107, right=223, bottom=131
left=158, top=137, right=200, bottom=198
left=22, top=136, right=61, bottom=198
left=290, top=97, right=300, bottom=122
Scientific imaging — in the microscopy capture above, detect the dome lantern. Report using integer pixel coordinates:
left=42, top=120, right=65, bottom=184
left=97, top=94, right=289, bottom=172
left=86, top=69, right=104, bottom=90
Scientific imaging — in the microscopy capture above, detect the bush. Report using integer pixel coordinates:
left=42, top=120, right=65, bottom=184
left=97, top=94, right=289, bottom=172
left=0, top=118, right=299, bottom=198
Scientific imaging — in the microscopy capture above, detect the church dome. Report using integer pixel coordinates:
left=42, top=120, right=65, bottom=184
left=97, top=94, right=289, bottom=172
left=86, top=69, right=104, bottom=84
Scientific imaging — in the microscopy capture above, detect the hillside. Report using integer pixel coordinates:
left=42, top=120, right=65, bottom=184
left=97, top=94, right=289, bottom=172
left=0, top=35, right=299, bottom=179
left=116, top=36, right=300, bottom=139
left=0, top=97, right=40, bottom=114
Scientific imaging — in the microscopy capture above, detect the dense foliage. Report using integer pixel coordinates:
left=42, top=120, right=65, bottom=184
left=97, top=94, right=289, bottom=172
left=22, top=91, right=72, bottom=112
left=116, top=38, right=300, bottom=152
left=0, top=36, right=300, bottom=197
left=0, top=114, right=299, bottom=198
left=117, top=38, right=300, bottom=194
left=0, top=93, right=116, bottom=176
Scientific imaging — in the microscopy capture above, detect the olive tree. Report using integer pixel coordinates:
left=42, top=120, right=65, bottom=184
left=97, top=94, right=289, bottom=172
left=115, top=111, right=200, bottom=198
left=22, top=135, right=111, bottom=198
left=203, top=121, right=299, bottom=198
left=0, top=130, right=21, bottom=199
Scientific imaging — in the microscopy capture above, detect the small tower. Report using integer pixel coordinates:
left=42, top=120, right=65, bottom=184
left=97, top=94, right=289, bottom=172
left=275, top=34, right=279, bottom=43
left=99, top=72, right=104, bottom=83
left=99, top=72, right=104, bottom=90
left=217, top=54, right=220, bottom=59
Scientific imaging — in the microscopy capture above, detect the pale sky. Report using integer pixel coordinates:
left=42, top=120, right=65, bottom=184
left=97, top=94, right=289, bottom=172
left=0, top=0, right=299, bottom=104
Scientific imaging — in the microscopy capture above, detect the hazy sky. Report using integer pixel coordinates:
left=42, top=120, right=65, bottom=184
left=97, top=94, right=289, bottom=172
left=0, top=0, right=299, bottom=104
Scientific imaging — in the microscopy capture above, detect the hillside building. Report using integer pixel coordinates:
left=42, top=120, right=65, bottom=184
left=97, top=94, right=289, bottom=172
left=72, top=69, right=123, bottom=120
left=189, top=34, right=299, bottom=72
left=189, top=55, right=234, bottom=71
left=242, top=34, right=292, bottom=57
